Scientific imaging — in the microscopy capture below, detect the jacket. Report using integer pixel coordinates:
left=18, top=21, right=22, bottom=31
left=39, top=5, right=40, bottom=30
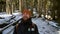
left=13, top=18, right=39, bottom=34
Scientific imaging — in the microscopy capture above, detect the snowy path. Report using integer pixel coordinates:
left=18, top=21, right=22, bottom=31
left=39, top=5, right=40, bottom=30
left=32, top=18, right=59, bottom=34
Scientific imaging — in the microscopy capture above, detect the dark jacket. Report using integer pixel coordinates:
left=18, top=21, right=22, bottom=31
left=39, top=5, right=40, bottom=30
left=13, top=18, right=39, bottom=34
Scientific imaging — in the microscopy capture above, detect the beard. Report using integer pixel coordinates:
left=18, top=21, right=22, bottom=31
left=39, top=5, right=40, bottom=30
left=21, top=18, right=32, bottom=26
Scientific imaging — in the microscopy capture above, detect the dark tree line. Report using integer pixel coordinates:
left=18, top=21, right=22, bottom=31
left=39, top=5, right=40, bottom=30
left=51, top=0, right=60, bottom=25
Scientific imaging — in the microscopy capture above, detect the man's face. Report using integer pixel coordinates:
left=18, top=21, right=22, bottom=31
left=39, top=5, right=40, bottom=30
left=22, top=13, right=31, bottom=21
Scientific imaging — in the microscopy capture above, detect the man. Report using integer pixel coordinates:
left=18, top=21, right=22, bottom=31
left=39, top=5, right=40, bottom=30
left=13, top=8, right=39, bottom=34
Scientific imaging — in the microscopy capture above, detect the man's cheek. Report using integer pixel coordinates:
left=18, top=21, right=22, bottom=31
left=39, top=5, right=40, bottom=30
left=27, top=15, right=30, bottom=18
left=23, top=17, right=28, bottom=20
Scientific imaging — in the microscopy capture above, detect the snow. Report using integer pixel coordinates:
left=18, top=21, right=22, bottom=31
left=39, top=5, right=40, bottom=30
left=57, top=31, right=60, bottom=34
left=2, top=26, right=14, bottom=34
left=0, top=13, right=60, bottom=34
left=0, top=14, right=12, bottom=17
left=0, top=13, right=22, bottom=34
left=48, top=21, right=58, bottom=27
left=0, top=12, right=22, bottom=24
left=1, top=18, right=60, bottom=34
left=32, top=18, right=59, bottom=34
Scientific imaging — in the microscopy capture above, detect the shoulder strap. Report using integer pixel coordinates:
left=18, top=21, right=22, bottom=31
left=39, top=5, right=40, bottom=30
left=16, top=24, right=19, bottom=31
left=30, top=23, right=35, bottom=28
left=16, top=24, right=19, bottom=28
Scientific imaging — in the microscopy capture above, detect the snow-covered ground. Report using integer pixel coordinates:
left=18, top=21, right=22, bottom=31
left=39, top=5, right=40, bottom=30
left=0, top=12, right=22, bottom=24
left=0, top=13, right=60, bottom=34
left=32, top=18, right=60, bottom=34
left=2, top=18, right=60, bottom=34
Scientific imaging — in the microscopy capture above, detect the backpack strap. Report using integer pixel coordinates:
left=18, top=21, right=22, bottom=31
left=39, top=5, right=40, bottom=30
left=16, top=24, right=19, bottom=32
left=30, top=23, right=35, bottom=29
left=16, top=24, right=18, bottom=28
